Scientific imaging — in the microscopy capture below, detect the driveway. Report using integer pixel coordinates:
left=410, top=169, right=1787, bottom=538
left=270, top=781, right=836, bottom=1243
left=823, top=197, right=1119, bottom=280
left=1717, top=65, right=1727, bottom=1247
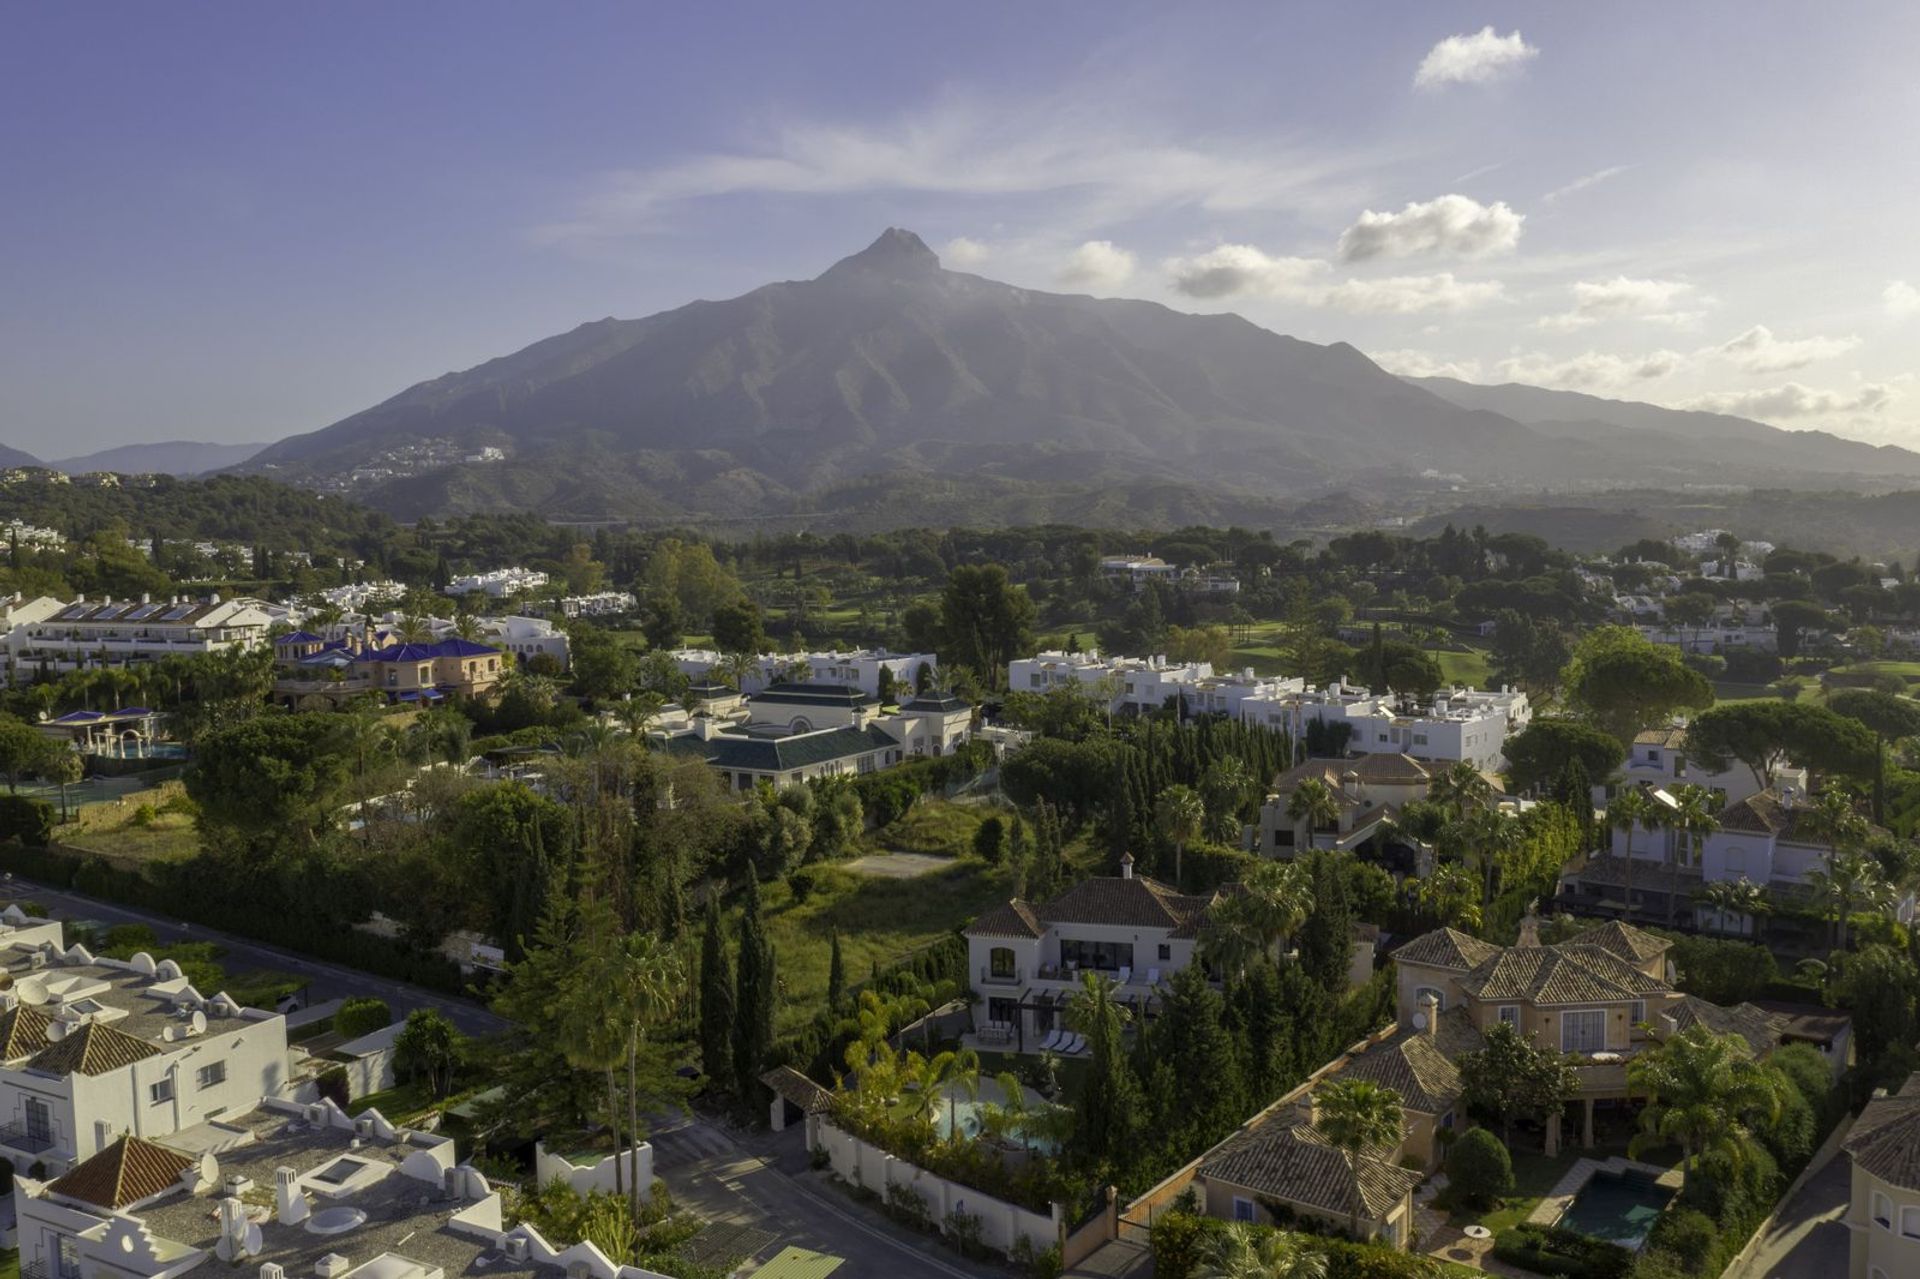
left=648, top=1113, right=1003, bottom=1279
left=4, top=874, right=507, bottom=1035
left=1729, top=1152, right=1851, bottom=1279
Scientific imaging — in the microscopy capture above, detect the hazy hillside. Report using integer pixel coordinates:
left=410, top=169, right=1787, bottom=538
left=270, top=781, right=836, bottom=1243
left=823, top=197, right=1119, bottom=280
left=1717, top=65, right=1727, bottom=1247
left=52, top=440, right=268, bottom=477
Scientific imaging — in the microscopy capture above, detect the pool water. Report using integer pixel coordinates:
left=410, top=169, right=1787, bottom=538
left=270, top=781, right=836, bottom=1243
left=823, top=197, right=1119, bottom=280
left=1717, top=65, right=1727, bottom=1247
left=1557, top=1169, right=1675, bottom=1248
left=933, top=1086, right=1062, bottom=1155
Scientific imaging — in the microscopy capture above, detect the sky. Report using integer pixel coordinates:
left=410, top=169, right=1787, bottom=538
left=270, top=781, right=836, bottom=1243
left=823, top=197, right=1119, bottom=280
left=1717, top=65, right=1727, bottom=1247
left=5, top=1, right=1920, bottom=459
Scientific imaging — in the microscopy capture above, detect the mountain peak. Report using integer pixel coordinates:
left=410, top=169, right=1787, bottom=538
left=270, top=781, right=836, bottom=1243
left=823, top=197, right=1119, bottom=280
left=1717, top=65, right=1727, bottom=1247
left=820, top=227, right=940, bottom=279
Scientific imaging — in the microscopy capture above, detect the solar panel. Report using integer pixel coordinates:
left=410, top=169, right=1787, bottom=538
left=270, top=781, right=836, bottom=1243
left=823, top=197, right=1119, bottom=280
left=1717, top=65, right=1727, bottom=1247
left=125, top=604, right=161, bottom=620
left=160, top=604, right=196, bottom=621
left=57, top=605, right=93, bottom=621
left=93, top=604, right=128, bottom=620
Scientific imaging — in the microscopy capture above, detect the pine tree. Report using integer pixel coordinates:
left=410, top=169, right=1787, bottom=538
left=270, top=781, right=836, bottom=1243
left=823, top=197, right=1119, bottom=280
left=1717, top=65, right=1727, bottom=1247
left=826, top=931, right=847, bottom=1015
left=698, top=900, right=735, bottom=1094
left=1152, top=967, right=1245, bottom=1150
left=732, top=878, right=774, bottom=1107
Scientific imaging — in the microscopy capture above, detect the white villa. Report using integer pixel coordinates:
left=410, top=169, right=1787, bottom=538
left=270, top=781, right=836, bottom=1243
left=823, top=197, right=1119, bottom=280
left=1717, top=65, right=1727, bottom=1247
left=444, top=568, right=549, bottom=599
left=1007, top=649, right=1304, bottom=718
left=672, top=648, right=935, bottom=699
left=1238, top=681, right=1531, bottom=773
left=1602, top=725, right=1807, bottom=808
left=963, top=858, right=1223, bottom=1054
left=0, top=595, right=275, bottom=688
left=13, top=1094, right=678, bottom=1279
left=0, top=913, right=290, bottom=1179
left=1846, top=1074, right=1920, bottom=1279
left=665, top=682, right=973, bottom=791
left=1250, top=754, right=1435, bottom=861
left=477, top=615, right=571, bottom=669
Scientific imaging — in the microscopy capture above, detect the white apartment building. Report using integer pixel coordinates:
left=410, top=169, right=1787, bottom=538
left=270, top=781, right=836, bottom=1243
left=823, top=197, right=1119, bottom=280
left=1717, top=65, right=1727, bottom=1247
left=1638, top=623, right=1779, bottom=653
left=1006, top=649, right=1303, bottom=718
left=558, top=591, right=636, bottom=618
left=1604, top=725, right=1806, bottom=808
left=0, top=915, right=290, bottom=1179
left=1, top=595, right=275, bottom=687
left=1238, top=681, right=1531, bottom=773
left=672, top=647, right=936, bottom=699
left=14, top=1093, right=678, bottom=1279
left=4, top=521, right=65, bottom=551
left=313, top=582, right=407, bottom=611
left=478, top=615, right=571, bottom=669
left=445, top=568, right=549, bottom=599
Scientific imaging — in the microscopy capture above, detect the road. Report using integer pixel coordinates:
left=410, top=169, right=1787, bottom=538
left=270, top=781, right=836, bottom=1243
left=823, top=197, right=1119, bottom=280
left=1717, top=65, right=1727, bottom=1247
left=649, top=1113, right=1004, bottom=1279
left=3, top=873, right=508, bottom=1036
left=1729, top=1151, right=1851, bottom=1279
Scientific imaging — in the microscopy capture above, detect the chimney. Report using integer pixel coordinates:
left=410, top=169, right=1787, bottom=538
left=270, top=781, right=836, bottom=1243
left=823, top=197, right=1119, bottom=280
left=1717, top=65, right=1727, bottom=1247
left=1120, top=851, right=1135, bottom=880
left=1418, top=990, right=1440, bottom=1037
left=1342, top=769, right=1361, bottom=802
left=1516, top=906, right=1542, bottom=948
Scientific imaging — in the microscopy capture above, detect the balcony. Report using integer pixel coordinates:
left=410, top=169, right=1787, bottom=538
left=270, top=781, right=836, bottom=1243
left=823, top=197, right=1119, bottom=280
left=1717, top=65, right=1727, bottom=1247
left=0, top=1120, right=57, bottom=1154
left=978, top=966, right=1023, bottom=987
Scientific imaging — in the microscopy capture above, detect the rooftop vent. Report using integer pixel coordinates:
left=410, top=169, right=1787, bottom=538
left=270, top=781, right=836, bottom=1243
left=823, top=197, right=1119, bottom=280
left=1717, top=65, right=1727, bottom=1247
left=315, top=1255, right=350, bottom=1279
left=502, top=1238, right=529, bottom=1263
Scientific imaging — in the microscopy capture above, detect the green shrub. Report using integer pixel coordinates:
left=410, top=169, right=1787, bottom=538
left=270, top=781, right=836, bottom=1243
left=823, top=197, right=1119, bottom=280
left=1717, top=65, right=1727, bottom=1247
left=1447, top=1127, right=1514, bottom=1208
left=334, top=996, right=393, bottom=1040
left=1646, top=1208, right=1717, bottom=1272
left=1493, top=1223, right=1633, bottom=1279
left=0, top=795, right=55, bottom=846
left=1149, top=1211, right=1230, bottom=1279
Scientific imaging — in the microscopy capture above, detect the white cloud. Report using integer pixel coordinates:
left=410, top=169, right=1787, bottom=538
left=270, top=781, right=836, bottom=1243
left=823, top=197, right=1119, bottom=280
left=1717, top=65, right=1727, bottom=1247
left=942, top=236, right=991, bottom=267
left=1367, top=349, right=1486, bottom=381
left=1324, top=273, right=1505, bottom=314
left=1542, top=165, right=1632, bottom=204
left=1495, top=349, right=1686, bottom=391
left=1886, top=280, right=1920, bottom=319
left=1057, top=240, right=1136, bottom=290
left=1163, top=245, right=1502, bottom=313
left=1414, top=27, right=1539, bottom=91
left=1714, top=325, right=1858, bottom=374
left=1164, top=245, right=1327, bottom=300
left=1681, top=382, right=1895, bottom=420
left=1536, top=276, right=1702, bottom=331
left=1337, top=194, right=1523, bottom=262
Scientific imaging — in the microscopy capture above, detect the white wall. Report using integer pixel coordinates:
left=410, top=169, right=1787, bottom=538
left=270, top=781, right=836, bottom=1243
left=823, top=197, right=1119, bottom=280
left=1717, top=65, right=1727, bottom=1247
left=817, top=1120, right=1058, bottom=1258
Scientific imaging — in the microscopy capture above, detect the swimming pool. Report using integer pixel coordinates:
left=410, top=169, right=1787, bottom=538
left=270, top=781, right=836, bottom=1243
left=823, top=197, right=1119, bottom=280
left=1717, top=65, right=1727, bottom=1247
left=1556, top=1168, right=1675, bottom=1249
left=933, top=1080, right=1061, bottom=1154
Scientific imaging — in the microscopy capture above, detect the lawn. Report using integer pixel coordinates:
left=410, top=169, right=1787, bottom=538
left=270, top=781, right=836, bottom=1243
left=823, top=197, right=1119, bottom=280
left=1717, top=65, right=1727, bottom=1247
left=60, top=780, right=201, bottom=862
left=1435, top=648, right=1492, bottom=688
left=1447, top=1148, right=1582, bottom=1235
left=0, top=1250, right=16, bottom=1279
left=1827, top=660, right=1920, bottom=685
left=862, top=797, right=989, bottom=857
left=756, top=854, right=1014, bottom=1034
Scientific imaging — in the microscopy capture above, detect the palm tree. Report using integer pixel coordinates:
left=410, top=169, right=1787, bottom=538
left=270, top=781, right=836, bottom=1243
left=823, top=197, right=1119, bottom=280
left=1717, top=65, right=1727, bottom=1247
left=1695, top=877, right=1770, bottom=939
left=1198, top=1223, right=1329, bottom=1279
left=1666, top=784, right=1720, bottom=926
left=1202, top=757, right=1257, bottom=845
left=394, top=613, right=436, bottom=644
left=1807, top=849, right=1892, bottom=955
left=1200, top=859, right=1315, bottom=980
left=1607, top=788, right=1654, bottom=923
left=1628, top=1025, right=1788, bottom=1193
left=1156, top=783, right=1205, bottom=887
left=605, top=931, right=683, bottom=1217
left=1313, top=1078, right=1405, bottom=1239
left=717, top=650, right=759, bottom=692
left=1285, top=778, right=1340, bottom=852
left=1413, top=861, right=1482, bottom=932
left=614, top=692, right=666, bottom=745
left=1806, top=789, right=1871, bottom=889
left=1447, top=808, right=1520, bottom=908
left=1430, top=760, right=1493, bottom=821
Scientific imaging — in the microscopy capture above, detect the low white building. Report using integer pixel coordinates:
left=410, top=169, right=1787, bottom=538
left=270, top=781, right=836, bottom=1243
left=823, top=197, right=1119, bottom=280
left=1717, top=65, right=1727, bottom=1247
left=478, top=615, right=571, bottom=669
left=1638, top=622, right=1779, bottom=653
left=445, top=568, right=549, bottom=599
left=1, top=595, right=275, bottom=688
left=669, top=682, right=974, bottom=792
left=558, top=592, right=635, bottom=618
left=1238, top=681, right=1530, bottom=773
left=1604, top=725, right=1806, bottom=808
left=314, top=582, right=407, bottom=611
left=1007, top=649, right=1302, bottom=718
left=671, top=647, right=935, bottom=699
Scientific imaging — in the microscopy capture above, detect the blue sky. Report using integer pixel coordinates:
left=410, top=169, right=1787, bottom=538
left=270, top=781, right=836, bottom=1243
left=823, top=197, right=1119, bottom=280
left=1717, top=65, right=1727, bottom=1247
left=5, top=2, right=1919, bottom=457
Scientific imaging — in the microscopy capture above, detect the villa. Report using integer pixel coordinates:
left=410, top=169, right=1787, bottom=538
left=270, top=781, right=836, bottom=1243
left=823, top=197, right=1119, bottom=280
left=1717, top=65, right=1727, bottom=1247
left=1844, top=1073, right=1920, bottom=1279
left=666, top=681, right=974, bottom=791
left=1237, top=682, right=1530, bottom=773
left=671, top=647, right=936, bottom=699
left=1249, top=753, right=1435, bottom=861
left=963, top=857, right=1225, bottom=1053
left=1007, top=649, right=1305, bottom=718
left=272, top=634, right=505, bottom=707
left=1601, top=724, right=1808, bottom=808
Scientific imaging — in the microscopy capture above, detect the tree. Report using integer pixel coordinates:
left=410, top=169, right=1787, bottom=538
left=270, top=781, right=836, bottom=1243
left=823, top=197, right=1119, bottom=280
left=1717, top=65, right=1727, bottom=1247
left=1430, top=760, right=1494, bottom=822
left=453, top=782, right=577, bottom=960
left=1313, top=1078, right=1405, bottom=1237
left=186, top=713, right=353, bottom=854
left=1665, top=784, right=1720, bottom=925
left=1447, top=1128, right=1516, bottom=1209
left=1503, top=718, right=1627, bottom=795
left=1770, top=599, right=1832, bottom=660
left=698, top=900, right=735, bottom=1094
left=937, top=564, right=1035, bottom=690
left=1067, top=971, right=1139, bottom=1169
left=711, top=600, right=766, bottom=657
left=1413, top=861, right=1482, bottom=932
left=1830, top=944, right=1920, bottom=1068
left=333, top=997, right=392, bottom=1040
left=1807, top=849, right=1891, bottom=956
left=1685, top=702, right=1877, bottom=794
left=1151, top=967, right=1246, bottom=1151
left=604, top=929, right=682, bottom=1215
left=1196, top=1224, right=1329, bottom=1279
left=392, top=1008, right=462, bottom=1099
left=1457, top=1020, right=1579, bottom=1144
left=1156, top=783, right=1205, bottom=887
left=1630, top=1026, right=1788, bottom=1194
left=1827, top=689, right=1920, bottom=823
left=1200, top=757, right=1256, bottom=845
left=1563, top=626, right=1714, bottom=743
left=732, top=877, right=775, bottom=1108
left=1295, top=853, right=1355, bottom=994
left=1201, top=859, right=1314, bottom=979
left=826, top=931, right=848, bottom=1015
left=972, top=815, right=1007, bottom=863
left=1284, top=778, right=1339, bottom=849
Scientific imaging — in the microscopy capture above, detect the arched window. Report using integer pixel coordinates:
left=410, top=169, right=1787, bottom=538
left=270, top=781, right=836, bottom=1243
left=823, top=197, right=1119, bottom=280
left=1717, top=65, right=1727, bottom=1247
left=989, top=947, right=1017, bottom=981
left=790, top=716, right=813, bottom=734
left=1874, top=1191, right=1894, bottom=1229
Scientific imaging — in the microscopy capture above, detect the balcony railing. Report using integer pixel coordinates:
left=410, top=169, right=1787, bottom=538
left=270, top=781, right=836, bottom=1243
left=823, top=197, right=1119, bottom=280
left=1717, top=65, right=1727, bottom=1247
left=978, top=966, right=1023, bottom=987
left=0, top=1121, right=57, bottom=1154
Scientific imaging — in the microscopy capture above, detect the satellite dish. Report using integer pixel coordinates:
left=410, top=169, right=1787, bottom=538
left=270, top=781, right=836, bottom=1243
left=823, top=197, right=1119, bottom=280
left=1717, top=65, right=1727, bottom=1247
left=199, top=1153, right=219, bottom=1186
left=243, top=1223, right=264, bottom=1256
left=190, top=1010, right=208, bottom=1035
left=1410, top=1011, right=1429, bottom=1030
left=15, top=975, right=46, bottom=1005
left=45, top=1021, right=67, bottom=1042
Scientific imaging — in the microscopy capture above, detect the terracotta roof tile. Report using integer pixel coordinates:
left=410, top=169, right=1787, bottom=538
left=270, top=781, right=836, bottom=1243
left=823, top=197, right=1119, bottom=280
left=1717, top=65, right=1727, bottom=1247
left=1571, top=920, right=1672, bottom=964
left=47, top=1135, right=192, bottom=1209
left=965, top=900, right=1044, bottom=939
left=1200, top=1122, right=1422, bottom=1220
left=0, top=1004, right=52, bottom=1060
left=1392, top=928, right=1502, bottom=971
left=28, top=1020, right=164, bottom=1077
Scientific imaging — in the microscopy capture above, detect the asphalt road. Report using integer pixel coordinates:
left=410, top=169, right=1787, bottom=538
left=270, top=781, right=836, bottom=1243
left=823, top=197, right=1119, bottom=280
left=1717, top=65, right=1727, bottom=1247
left=1728, top=1150, right=1851, bottom=1279
left=3, top=873, right=509, bottom=1036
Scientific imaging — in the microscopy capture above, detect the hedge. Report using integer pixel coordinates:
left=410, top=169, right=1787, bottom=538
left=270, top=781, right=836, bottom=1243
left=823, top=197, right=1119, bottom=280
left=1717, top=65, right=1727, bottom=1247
left=1492, top=1223, right=1632, bottom=1279
left=1150, top=1210, right=1476, bottom=1279
left=0, top=796, right=55, bottom=848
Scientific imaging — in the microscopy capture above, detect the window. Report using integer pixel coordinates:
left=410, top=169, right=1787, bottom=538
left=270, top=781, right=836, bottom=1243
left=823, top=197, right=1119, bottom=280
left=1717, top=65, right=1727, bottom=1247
left=1631, top=1001, right=1647, bottom=1024
left=196, top=1061, right=226, bottom=1089
left=150, top=1078, right=174, bottom=1104
left=1498, top=1005, right=1520, bottom=1027
left=1902, top=1206, right=1920, bottom=1239
left=1874, top=1191, right=1893, bottom=1229
left=1232, top=1197, right=1256, bottom=1223
left=1562, top=1009, right=1606, bottom=1053
left=1060, top=939, right=1134, bottom=973
left=986, top=996, right=1018, bottom=1027
left=1413, top=986, right=1446, bottom=1013
left=24, top=1097, right=51, bottom=1143
left=1158, top=943, right=1171, bottom=962
left=989, top=947, right=1017, bottom=980
left=1441, top=1110, right=1456, bottom=1130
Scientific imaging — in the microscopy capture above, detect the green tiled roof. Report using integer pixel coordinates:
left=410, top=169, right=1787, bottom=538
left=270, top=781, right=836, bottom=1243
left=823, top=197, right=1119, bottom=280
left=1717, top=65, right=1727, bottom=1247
left=706, top=724, right=897, bottom=773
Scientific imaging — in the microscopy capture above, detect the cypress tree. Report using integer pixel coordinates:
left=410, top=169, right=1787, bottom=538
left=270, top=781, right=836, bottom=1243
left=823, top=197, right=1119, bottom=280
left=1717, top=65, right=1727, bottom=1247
left=732, top=878, right=773, bottom=1105
left=826, top=931, right=847, bottom=1015
left=1153, top=967, right=1245, bottom=1151
left=698, top=899, right=735, bottom=1093
left=1556, top=756, right=1596, bottom=851
left=1297, top=854, right=1355, bottom=996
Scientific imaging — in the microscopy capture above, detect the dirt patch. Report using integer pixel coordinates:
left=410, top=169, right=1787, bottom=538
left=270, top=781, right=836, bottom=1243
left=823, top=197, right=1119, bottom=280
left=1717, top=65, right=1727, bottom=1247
left=842, top=852, right=954, bottom=878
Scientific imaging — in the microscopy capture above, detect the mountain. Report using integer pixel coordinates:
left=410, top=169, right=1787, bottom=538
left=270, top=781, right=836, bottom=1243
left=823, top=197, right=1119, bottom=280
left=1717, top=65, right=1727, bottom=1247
left=248, top=230, right=1920, bottom=522
left=51, top=440, right=269, bottom=477
left=1405, top=376, right=1920, bottom=481
left=0, top=444, right=40, bottom=469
